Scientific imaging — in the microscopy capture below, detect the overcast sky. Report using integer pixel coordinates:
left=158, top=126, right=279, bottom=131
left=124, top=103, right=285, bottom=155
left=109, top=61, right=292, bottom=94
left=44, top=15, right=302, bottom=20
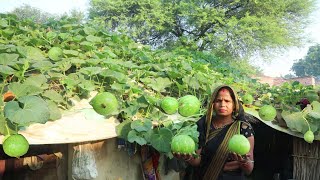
left=1, top=0, right=320, bottom=77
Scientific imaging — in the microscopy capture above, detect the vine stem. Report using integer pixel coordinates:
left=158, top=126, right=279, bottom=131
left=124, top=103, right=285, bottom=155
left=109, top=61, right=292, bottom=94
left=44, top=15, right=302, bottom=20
left=5, top=122, right=11, bottom=136
left=301, top=108, right=311, bottom=131
left=302, top=116, right=311, bottom=131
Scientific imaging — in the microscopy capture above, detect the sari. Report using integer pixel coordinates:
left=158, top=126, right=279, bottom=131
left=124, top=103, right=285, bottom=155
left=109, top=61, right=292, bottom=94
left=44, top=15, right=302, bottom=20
left=194, top=85, right=248, bottom=180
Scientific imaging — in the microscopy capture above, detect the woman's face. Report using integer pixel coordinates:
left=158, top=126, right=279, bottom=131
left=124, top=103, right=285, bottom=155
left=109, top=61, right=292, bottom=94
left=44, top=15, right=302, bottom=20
left=213, top=88, right=234, bottom=117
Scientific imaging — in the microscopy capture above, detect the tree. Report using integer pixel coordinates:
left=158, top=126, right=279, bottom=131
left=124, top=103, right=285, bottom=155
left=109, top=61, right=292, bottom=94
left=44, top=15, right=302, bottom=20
left=10, top=4, right=54, bottom=24
left=10, top=4, right=86, bottom=24
left=88, top=0, right=315, bottom=58
left=291, top=44, right=320, bottom=77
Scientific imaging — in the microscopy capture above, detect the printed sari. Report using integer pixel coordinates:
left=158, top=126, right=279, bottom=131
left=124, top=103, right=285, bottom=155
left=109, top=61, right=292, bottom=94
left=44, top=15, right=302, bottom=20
left=196, top=85, right=248, bottom=180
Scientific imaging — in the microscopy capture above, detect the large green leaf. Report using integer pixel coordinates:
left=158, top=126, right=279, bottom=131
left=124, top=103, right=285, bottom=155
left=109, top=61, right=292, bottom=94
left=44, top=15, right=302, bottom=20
left=145, top=77, right=172, bottom=92
left=18, top=46, right=46, bottom=61
left=131, top=119, right=152, bottom=132
left=86, top=35, right=102, bottom=43
left=150, top=128, right=173, bottom=153
left=281, top=111, right=309, bottom=133
left=79, top=67, right=102, bottom=76
left=46, top=100, right=62, bottom=120
left=0, top=65, right=16, bottom=75
left=127, top=130, right=147, bottom=145
left=4, top=96, right=50, bottom=126
left=115, top=119, right=132, bottom=139
left=24, top=74, right=48, bottom=89
left=42, top=90, right=64, bottom=103
left=0, top=53, right=19, bottom=65
left=8, top=82, right=34, bottom=97
left=100, top=69, right=127, bottom=83
left=182, top=76, right=200, bottom=90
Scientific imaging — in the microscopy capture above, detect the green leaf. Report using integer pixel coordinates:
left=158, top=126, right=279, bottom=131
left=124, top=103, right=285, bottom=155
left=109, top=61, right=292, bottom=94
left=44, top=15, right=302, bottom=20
left=182, top=76, right=200, bottom=90
left=150, top=127, right=173, bottom=153
left=0, top=53, right=19, bottom=65
left=78, top=79, right=96, bottom=91
left=62, top=73, right=81, bottom=88
left=8, top=82, right=30, bottom=97
left=46, top=31, right=57, bottom=40
left=103, top=47, right=118, bottom=58
left=79, top=67, right=102, bottom=76
left=131, top=119, right=152, bottom=132
left=146, top=77, right=172, bottom=92
left=110, top=82, right=126, bottom=91
left=115, top=119, right=132, bottom=139
left=4, top=96, right=50, bottom=126
left=100, top=69, right=127, bottom=83
left=86, top=35, right=102, bottom=43
left=32, top=60, right=54, bottom=71
left=143, top=129, right=155, bottom=143
left=122, top=103, right=140, bottom=117
left=136, top=95, right=149, bottom=108
left=0, top=19, right=8, bottom=27
left=0, top=65, right=16, bottom=75
left=24, top=74, right=48, bottom=89
left=83, top=26, right=97, bottom=35
left=42, top=90, right=64, bottom=103
left=144, top=94, right=160, bottom=106
left=46, top=100, right=62, bottom=120
left=127, top=130, right=147, bottom=145
left=311, top=101, right=320, bottom=112
left=58, top=33, right=70, bottom=40
left=63, top=50, right=79, bottom=57
left=281, top=111, right=309, bottom=133
left=20, top=46, right=46, bottom=61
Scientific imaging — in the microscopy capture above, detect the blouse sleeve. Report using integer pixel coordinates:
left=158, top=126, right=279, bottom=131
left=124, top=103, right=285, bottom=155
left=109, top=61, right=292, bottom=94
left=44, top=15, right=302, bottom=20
left=240, top=121, right=254, bottom=138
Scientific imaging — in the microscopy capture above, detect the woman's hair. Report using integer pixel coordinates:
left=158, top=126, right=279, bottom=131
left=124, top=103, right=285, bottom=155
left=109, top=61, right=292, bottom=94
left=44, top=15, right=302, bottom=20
left=207, top=85, right=240, bottom=119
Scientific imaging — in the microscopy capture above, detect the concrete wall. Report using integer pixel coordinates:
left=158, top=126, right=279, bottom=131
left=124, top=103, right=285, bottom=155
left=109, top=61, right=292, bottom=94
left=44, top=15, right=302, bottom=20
left=0, top=139, right=180, bottom=180
left=68, top=138, right=180, bottom=180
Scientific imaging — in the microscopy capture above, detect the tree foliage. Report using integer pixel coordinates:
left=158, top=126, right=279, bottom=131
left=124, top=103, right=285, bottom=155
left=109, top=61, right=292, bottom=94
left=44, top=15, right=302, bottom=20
left=291, top=44, right=320, bottom=77
left=10, top=5, right=54, bottom=24
left=10, top=4, right=85, bottom=24
left=88, top=0, right=315, bottom=58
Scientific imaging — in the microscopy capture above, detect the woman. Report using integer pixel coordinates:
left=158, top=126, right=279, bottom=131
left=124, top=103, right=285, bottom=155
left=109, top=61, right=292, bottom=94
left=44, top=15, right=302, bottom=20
left=180, top=85, right=254, bottom=180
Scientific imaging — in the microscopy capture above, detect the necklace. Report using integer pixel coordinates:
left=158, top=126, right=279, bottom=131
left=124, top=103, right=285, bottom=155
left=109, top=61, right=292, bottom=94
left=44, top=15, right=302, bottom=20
left=212, top=120, right=234, bottom=129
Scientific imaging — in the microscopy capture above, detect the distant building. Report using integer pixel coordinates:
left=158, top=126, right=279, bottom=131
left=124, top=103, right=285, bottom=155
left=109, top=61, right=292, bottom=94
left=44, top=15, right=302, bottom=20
left=253, top=75, right=315, bottom=86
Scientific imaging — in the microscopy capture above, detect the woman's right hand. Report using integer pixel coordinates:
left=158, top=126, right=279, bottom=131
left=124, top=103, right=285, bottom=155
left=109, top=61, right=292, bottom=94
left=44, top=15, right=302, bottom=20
left=172, top=152, right=194, bottom=161
left=172, top=149, right=202, bottom=166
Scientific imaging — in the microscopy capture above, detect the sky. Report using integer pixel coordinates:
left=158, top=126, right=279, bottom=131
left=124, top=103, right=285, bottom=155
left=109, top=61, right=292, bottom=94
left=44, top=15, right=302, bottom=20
left=0, top=0, right=320, bottom=77
left=252, top=0, right=320, bottom=77
left=0, top=0, right=89, bottom=15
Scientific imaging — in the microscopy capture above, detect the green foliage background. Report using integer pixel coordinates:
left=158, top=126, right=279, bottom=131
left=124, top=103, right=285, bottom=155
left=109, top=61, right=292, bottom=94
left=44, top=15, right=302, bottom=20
left=89, top=0, right=315, bottom=59
left=1, top=0, right=320, bottom=152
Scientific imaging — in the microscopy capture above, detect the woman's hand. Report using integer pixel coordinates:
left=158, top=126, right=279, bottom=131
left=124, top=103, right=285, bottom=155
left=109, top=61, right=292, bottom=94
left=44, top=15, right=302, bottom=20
left=172, top=149, right=202, bottom=166
left=172, top=152, right=194, bottom=161
left=223, top=152, right=254, bottom=173
left=224, top=135, right=255, bottom=174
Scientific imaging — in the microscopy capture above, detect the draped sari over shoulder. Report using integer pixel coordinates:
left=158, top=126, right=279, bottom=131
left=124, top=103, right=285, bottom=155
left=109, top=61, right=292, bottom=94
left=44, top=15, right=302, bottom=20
left=195, top=85, right=247, bottom=180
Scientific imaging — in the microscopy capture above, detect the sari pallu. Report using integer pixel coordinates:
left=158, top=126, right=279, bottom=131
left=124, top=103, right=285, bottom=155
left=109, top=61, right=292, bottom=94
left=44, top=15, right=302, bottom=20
left=199, top=121, right=244, bottom=180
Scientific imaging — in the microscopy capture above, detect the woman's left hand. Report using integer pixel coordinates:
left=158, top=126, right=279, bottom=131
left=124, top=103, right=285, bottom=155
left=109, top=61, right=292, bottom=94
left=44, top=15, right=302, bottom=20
left=229, top=153, right=253, bottom=169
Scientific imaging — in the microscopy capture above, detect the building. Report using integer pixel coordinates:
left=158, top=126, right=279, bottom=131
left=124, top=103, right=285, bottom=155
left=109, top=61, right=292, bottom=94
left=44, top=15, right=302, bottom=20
left=253, top=75, right=315, bottom=86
